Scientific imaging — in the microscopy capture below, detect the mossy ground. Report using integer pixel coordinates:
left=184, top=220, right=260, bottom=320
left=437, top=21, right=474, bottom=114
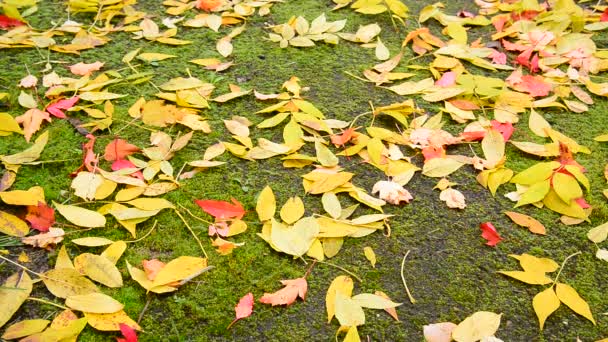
left=1, top=0, right=607, bottom=341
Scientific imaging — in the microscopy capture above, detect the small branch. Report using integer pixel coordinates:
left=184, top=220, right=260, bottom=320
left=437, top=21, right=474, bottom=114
left=400, top=250, right=416, bottom=304
left=174, top=209, right=208, bottom=259
left=27, top=297, right=68, bottom=310
left=127, top=221, right=157, bottom=244
left=552, top=251, right=582, bottom=286
left=303, top=260, right=317, bottom=279
left=137, top=295, right=153, bottom=324
left=314, top=260, right=362, bottom=283
left=178, top=203, right=214, bottom=225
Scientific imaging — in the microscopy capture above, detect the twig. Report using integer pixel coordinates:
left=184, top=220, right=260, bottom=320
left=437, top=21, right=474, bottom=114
left=178, top=203, right=214, bottom=225
left=174, top=209, right=208, bottom=259
left=400, top=250, right=416, bottom=304
left=314, top=260, right=362, bottom=282
left=552, top=251, right=582, bottom=286
left=303, top=260, right=317, bottom=279
left=137, top=295, right=153, bottom=324
left=127, top=221, right=157, bottom=244
left=27, top=297, right=68, bottom=310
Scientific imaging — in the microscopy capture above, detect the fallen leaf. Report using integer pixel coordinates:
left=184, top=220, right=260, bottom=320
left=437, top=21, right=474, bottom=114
left=117, top=323, right=138, bottom=342
left=195, top=198, right=245, bottom=220
left=104, top=139, right=140, bottom=162
left=46, top=97, right=79, bottom=118
left=25, top=202, right=55, bottom=232
left=363, top=246, right=376, bottom=267
left=0, top=272, right=33, bottom=328
left=69, top=62, right=104, bottom=76
left=439, top=188, right=466, bottom=209
left=0, top=211, right=30, bottom=237
left=228, top=293, right=253, bottom=329
left=15, top=108, right=51, bottom=142
left=22, top=227, right=65, bottom=248
left=259, top=277, right=307, bottom=306
left=555, top=283, right=595, bottom=325
left=66, top=292, right=124, bottom=313
left=372, top=180, right=413, bottom=205
left=504, top=211, right=546, bottom=235
left=452, top=311, right=501, bottom=342
left=423, top=322, right=457, bottom=342
left=480, top=222, right=502, bottom=246
left=533, top=287, right=560, bottom=330
left=54, top=202, right=106, bottom=228
left=1, top=319, right=49, bottom=339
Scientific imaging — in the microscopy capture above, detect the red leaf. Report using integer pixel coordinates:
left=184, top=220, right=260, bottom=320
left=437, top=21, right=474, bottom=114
left=330, top=128, right=356, bottom=147
left=575, top=197, right=591, bottom=209
left=116, top=323, right=138, bottom=342
left=421, top=146, right=445, bottom=161
left=490, top=120, right=514, bottom=141
left=259, top=277, right=307, bottom=306
left=111, top=159, right=144, bottom=179
left=601, top=9, right=608, bottom=22
left=435, top=71, right=456, bottom=87
left=227, top=293, right=253, bottom=329
left=0, top=15, right=24, bottom=29
left=104, top=139, right=140, bottom=162
left=46, top=97, right=79, bottom=119
left=142, top=259, right=165, bottom=281
left=195, top=198, right=245, bottom=220
left=480, top=222, right=502, bottom=246
left=25, top=202, right=55, bottom=232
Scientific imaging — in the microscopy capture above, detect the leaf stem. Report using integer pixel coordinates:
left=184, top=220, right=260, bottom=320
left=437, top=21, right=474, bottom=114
left=400, top=250, right=416, bottom=304
left=27, top=297, right=68, bottom=310
left=178, top=203, right=214, bottom=225
left=314, top=260, right=362, bottom=282
left=552, top=251, right=582, bottom=286
left=127, top=220, right=157, bottom=244
left=174, top=209, right=208, bottom=259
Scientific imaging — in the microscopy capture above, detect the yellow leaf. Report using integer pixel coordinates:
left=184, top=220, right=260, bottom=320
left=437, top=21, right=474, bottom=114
left=66, top=293, right=123, bottom=314
left=0, top=186, right=45, bottom=205
left=270, top=217, right=319, bottom=257
left=481, top=129, right=505, bottom=168
left=509, top=254, right=558, bottom=273
left=0, top=112, right=23, bottom=135
left=0, top=210, right=29, bottom=237
left=217, top=37, right=233, bottom=57
left=152, top=256, right=208, bottom=287
left=227, top=219, right=248, bottom=237
left=335, top=291, right=365, bottom=326
left=54, top=202, right=106, bottom=228
left=84, top=311, right=140, bottom=331
left=542, top=189, right=587, bottom=219
left=126, top=262, right=176, bottom=294
left=528, top=109, right=551, bottom=137
left=326, top=275, right=354, bottom=322
left=422, top=158, right=465, bottom=178
left=306, top=238, right=325, bottom=261
left=94, top=178, right=117, bottom=200
left=498, top=271, right=553, bottom=285
left=315, top=141, right=339, bottom=167
left=74, top=253, right=123, bottom=288
left=100, top=241, right=127, bottom=265
left=125, top=198, right=174, bottom=211
left=55, top=245, right=75, bottom=270
left=322, top=192, right=342, bottom=219
left=511, top=161, right=559, bottom=185
left=352, top=293, right=401, bottom=309
left=363, top=246, right=376, bottom=267
left=1, top=130, right=48, bottom=165
left=375, top=38, right=390, bottom=60
left=555, top=283, right=595, bottom=325
left=343, top=325, right=361, bottom=342
left=280, top=196, right=305, bottom=224
left=39, top=317, right=87, bottom=341
left=0, top=272, right=32, bottom=328
left=308, top=172, right=354, bottom=194
left=587, top=222, right=608, bottom=243
left=136, top=53, right=176, bottom=63
left=504, top=212, right=546, bottom=235
left=256, top=186, right=276, bottom=222
left=552, top=173, right=582, bottom=204
left=322, top=237, right=344, bottom=258
left=1, top=319, right=49, bottom=339
left=42, top=268, right=98, bottom=298
left=515, top=180, right=550, bottom=207
left=533, top=287, right=560, bottom=330
left=72, top=237, right=114, bottom=247
left=452, top=311, right=501, bottom=342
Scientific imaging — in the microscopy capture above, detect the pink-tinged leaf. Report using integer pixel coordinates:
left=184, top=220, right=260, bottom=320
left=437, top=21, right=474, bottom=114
left=601, top=9, right=608, bottom=22
left=259, top=278, right=308, bottom=306
left=460, top=131, right=486, bottom=142
left=0, top=15, right=24, bottom=29
left=116, top=323, right=138, bottom=342
left=490, top=120, right=514, bottom=141
left=480, top=222, right=502, bottom=246
left=422, top=146, right=445, bottom=161
left=488, top=49, right=507, bottom=65
left=209, top=222, right=229, bottom=237
left=111, top=159, right=144, bottom=180
left=574, top=197, right=590, bottom=209
left=46, top=97, right=79, bottom=118
left=435, top=71, right=456, bottom=87
left=227, top=293, right=253, bottom=329
left=517, top=75, right=552, bottom=97
left=25, top=202, right=55, bottom=232
left=71, top=134, right=98, bottom=175
left=104, top=139, right=140, bottom=162
left=69, top=62, right=105, bottom=76
left=195, top=198, right=245, bottom=220
left=423, top=322, right=457, bottom=342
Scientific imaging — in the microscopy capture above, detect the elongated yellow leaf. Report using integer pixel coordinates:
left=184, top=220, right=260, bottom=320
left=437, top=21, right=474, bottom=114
left=279, top=196, right=305, bottom=224
left=326, top=275, right=354, bottom=323
left=0, top=272, right=32, bottom=328
left=54, top=202, right=106, bottom=228
left=363, top=246, right=376, bottom=267
left=508, top=254, right=558, bottom=274
left=1, top=130, right=48, bottom=164
left=84, top=311, right=140, bottom=331
left=481, top=129, right=505, bottom=168
left=1, top=319, right=49, bottom=339
left=42, top=268, right=98, bottom=298
left=515, top=180, right=550, bottom=207
left=587, top=222, right=608, bottom=243
left=555, top=283, right=595, bottom=324
left=552, top=173, right=582, bottom=204
left=498, top=271, right=552, bottom=285
left=0, top=186, right=45, bottom=205
left=101, top=241, right=127, bottom=265
left=422, top=158, right=464, bottom=178
left=256, top=186, right=276, bottom=221
left=72, top=237, right=114, bottom=247
left=322, top=192, right=342, bottom=219
left=343, top=325, right=361, bottom=342
left=74, top=253, right=123, bottom=288
left=529, top=109, right=551, bottom=137
left=0, top=211, right=29, bottom=237
left=511, top=162, right=559, bottom=185
left=39, top=317, right=87, bottom=341
left=533, top=287, right=560, bottom=330
left=452, top=311, right=501, bottom=342
left=352, top=293, right=401, bottom=309
left=66, top=293, right=123, bottom=314
left=152, top=256, right=208, bottom=287
left=335, top=292, right=365, bottom=326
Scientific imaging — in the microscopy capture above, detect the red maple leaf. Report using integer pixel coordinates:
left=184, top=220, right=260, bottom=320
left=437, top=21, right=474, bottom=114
left=227, top=293, right=253, bottom=329
left=0, top=15, right=24, bottom=29
left=25, top=202, right=55, bottom=232
left=259, top=277, right=308, bottom=306
left=104, top=138, right=140, bottom=162
left=330, top=128, right=357, bottom=147
left=195, top=198, right=245, bottom=220
left=490, top=120, right=514, bottom=141
left=480, top=222, right=502, bottom=246
left=116, top=323, right=138, bottom=342
left=601, top=9, right=608, bottom=22
left=45, top=97, right=79, bottom=118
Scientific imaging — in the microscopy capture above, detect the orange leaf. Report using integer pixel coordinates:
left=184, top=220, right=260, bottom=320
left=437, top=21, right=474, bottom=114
left=104, top=139, right=140, bottom=162
left=259, top=277, right=307, bottom=306
left=196, top=0, right=223, bottom=11
left=504, top=211, right=546, bottom=235
left=195, top=198, right=245, bottom=220
left=15, top=108, right=51, bottom=142
left=25, top=202, right=55, bottom=232
left=69, top=61, right=104, bottom=76
left=330, top=128, right=356, bottom=147
left=227, top=293, right=253, bottom=329
left=142, top=259, right=165, bottom=281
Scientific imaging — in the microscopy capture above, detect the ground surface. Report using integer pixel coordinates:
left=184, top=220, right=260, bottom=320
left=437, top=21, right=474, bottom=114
left=1, top=0, right=608, bottom=341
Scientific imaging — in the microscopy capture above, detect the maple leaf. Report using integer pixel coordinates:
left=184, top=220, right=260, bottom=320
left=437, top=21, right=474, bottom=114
left=195, top=198, right=246, bottom=220
left=490, top=120, right=514, bottom=141
left=104, top=138, right=140, bottom=161
left=72, top=134, right=98, bottom=175
left=372, top=181, right=413, bottom=205
left=111, top=159, right=144, bottom=179
left=601, top=8, right=608, bottom=22
left=330, top=128, right=357, bottom=147
left=25, top=202, right=55, bottom=232
left=46, top=96, right=79, bottom=118
left=15, top=108, right=51, bottom=142
left=116, top=323, right=138, bottom=342
left=196, top=0, right=223, bottom=11
left=0, top=15, right=24, bottom=29
left=227, top=293, right=253, bottom=329
left=69, top=62, right=105, bottom=76
left=480, top=222, right=502, bottom=246
left=259, top=277, right=308, bottom=306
